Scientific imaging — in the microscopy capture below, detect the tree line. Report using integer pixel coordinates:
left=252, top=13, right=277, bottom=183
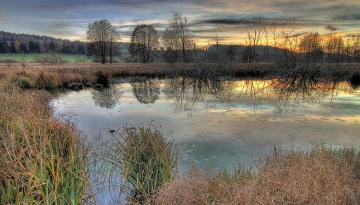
left=0, top=31, right=87, bottom=54
left=87, top=13, right=360, bottom=65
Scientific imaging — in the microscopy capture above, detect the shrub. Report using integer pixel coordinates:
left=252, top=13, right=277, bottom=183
left=35, top=72, right=56, bottom=90
left=17, top=78, right=32, bottom=90
left=350, top=72, right=360, bottom=88
left=95, top=71, right=110, bottom=87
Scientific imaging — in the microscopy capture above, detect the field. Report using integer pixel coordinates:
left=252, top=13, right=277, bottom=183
left=0, top=53, right=93, bottom=63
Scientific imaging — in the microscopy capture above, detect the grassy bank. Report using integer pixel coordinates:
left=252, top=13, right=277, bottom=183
left=108, top=125, right=360, bottom=204
left=0, top=80, right=90, bottom=204
left=154, top=148, right=360, bottom=205
left=1, top=63, right=359, bottom=91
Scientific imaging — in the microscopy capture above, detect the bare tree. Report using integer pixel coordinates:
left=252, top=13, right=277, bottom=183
left=169, top=12, right=190, bottom=63
left=299, top=33, right=323, bottom=64
left=162, top=28, right=180, bottom=63
left=325, top=34, right=344, bottom=66
left=246, top=17, right=265, bottom=63
left=87, top=20, right=114, bottom=64
left=351, top=34, right=360, bottom=63
left=129, top=24, right=159, bottom=63
left=278, top=31, right=300, bottom=68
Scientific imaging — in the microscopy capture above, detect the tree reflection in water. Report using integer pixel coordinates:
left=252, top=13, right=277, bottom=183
left=130, top=78, right=160, bottom=104
left=91, top=86, right=123, bottom=109
left=163, top=76, right=224, bottom=116
left=163, top=74, right=354, bottom=114
left=92, top=73, right=356, bottom=114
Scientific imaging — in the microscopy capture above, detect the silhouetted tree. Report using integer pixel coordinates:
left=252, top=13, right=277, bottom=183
left=325, top=34, right=344, bottom=65
left=299, top=33, right=323, bottom=63
left=129, top=24, right=159, bottom=63
left=245, top=17, right=265, bottom=63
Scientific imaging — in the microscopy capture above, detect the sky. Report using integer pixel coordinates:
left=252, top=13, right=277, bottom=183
left=0, top=0, right=360, bottom=44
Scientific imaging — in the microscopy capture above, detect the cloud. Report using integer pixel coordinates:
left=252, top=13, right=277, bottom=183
left=326, top=25, right=337, bottom=31
left=0, top=0, right=360, bottom=42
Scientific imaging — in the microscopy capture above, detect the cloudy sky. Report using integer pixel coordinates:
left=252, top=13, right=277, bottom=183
left=0, top=0, right=359, bottom=44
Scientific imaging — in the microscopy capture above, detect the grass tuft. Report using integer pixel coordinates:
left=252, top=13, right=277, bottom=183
left=107, top=126, right=178, bottom=204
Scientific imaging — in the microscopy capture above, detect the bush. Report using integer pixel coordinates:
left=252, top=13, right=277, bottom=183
left=17, top=78, right=32, bottom=90
left=350, top=72, right=360, bottom=88
left=95, top=71, right=110, bottom=87
left=35, top=72, right=56, bottom=90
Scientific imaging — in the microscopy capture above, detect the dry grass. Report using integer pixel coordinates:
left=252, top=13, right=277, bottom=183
left=0, top=79, right=91, bottom=204
left=0, top=63, right=359, bottom=91
left=154, top=148, right=360, bottom=205
left=106, top=126, right=178, bottom=204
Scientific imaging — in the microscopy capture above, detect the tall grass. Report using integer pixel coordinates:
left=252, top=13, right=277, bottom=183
left=154, top=147, right=360, bottom=205
left=0, top=81, right=90, bottom=204
left=107, top=126, right=178, bottom=204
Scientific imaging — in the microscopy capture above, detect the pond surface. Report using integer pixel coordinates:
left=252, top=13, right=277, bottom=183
left=52, top=77, right=360, bottom=203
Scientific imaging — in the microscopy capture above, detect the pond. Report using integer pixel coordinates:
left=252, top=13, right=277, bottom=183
left=52, top=77, right=360, bottom=203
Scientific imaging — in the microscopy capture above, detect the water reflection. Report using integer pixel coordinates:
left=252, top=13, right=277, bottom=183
left=53, top=76, right=360, bottom=205
left=160, top=76, right=354, bottom=113
left=130, top=78, right=160, bottom=104
left=91, top=86, right=123, bottom=109
left=163, top=77, right=224, bottom=113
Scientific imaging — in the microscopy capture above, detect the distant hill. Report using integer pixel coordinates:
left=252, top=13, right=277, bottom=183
left=207, top=44, right=287, bottom=62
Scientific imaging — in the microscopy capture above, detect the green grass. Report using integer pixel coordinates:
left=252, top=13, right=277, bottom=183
left=0, top=53, right=93, bottom=63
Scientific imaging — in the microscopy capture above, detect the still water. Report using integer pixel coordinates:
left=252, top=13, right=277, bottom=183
left=52, top=77, right=360, bottom=203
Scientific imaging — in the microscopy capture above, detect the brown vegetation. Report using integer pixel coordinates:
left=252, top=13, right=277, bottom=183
left=0, top=63, right=359, bottom=91
left=154, top=149, right=360, bottom=205
left=0, top=79, right=90, bottom=204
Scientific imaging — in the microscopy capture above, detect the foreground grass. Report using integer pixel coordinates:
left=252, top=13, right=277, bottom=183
left=0, top=81, right=90, bottom=204
left=154, top=148, right=360, bottom=205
